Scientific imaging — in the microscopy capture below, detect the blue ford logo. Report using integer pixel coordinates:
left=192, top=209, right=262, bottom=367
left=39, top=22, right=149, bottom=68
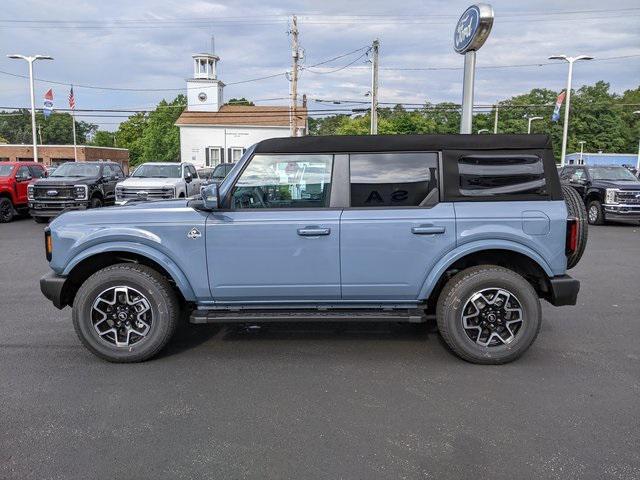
left=454, top=6, right=480, bottom=54
left=46, top=190, right=58, bottom=196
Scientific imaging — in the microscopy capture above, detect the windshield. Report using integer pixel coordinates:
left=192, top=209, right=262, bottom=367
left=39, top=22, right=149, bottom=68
left=51, top=163, right=101, bottom=177
left=132, top=164, right=181, bottom=178
left=0, top=165, right=14, bottom=177
left=589, top=167, right=638, bottom=181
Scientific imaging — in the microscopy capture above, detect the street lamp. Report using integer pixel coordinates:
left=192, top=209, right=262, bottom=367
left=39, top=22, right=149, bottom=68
left=527, top=116, right=543, bottom=134
left=7, top=54, right=54, bottom=163
left=634, top=111, right=640, bottom=171
left=578, top=140, right=586, bottom=165
left=548, top=54, right=593, bottom=166
left=477, top=128, right=490, bottom=134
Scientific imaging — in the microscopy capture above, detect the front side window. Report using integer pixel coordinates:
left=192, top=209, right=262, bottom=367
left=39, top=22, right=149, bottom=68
left=458, top=155, right=546, bottom=197
left=350, top=152, right=439, bottom=207
left=29, top=165, right=46, bottom=178
left=230, top=154, right=333, bottom=209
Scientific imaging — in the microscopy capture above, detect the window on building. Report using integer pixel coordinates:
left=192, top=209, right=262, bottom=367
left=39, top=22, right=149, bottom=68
left=207, top=147, right=222, bottom=167
left=458, top=155, right=546, bottom=197
left=349, top=152, right=439, bottom=208
left=230, top=154, right=333, bottom=209
left=230, top=147, right=244, bottom=163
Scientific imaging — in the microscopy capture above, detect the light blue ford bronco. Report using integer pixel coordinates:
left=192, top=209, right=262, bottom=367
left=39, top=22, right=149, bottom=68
left=40, top=134, right=587, bottom=364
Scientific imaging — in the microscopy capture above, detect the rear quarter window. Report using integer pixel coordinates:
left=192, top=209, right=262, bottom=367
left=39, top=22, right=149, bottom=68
left=458, top=154, right=546, bottom=197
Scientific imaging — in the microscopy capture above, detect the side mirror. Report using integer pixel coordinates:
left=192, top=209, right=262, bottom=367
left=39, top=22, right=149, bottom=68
left=185, top=172, right=193, bottom=183
left=201, top=183, right=219, bottom=210
left=16, top=173, right=32, bottom=182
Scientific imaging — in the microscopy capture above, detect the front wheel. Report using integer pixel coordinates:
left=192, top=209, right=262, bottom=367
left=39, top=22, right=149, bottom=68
left=587, top=200, right=605, bottom=225
left=90, top=196, right=103, bottom=209
left=0, top=197, right=15, bottom=223
left=436, top=265, right=541, bottom=365
left=72, top=263, right=180, bottom=362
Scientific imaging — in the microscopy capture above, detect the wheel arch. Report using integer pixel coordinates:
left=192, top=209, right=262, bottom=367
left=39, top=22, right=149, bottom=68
left=60, top=246, right=196, bottom=308
left=419, top=242, right=554, bottom=308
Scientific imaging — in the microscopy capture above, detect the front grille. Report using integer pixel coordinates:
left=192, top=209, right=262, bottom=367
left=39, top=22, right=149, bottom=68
left=116, top=186, right=175, bottom=201
left=33, top=186, right=74, bottom=201
left=615, top=190, right=640, bottom=205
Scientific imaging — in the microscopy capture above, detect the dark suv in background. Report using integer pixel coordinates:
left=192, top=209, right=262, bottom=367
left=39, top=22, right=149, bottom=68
left=560, top=165, right=640, bottom=224
left=28, top=161, right=125, bottom=223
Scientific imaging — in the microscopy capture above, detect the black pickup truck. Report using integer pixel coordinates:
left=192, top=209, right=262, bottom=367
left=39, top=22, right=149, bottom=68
left=28, top=161, right=125, bottom=223
left=560, top=165, right=640, bottom=224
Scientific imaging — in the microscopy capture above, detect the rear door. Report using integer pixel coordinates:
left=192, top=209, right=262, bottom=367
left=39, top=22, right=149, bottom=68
left=206, top=153, right=341, bottom=301
left=340, top=152, right=456, bottom=300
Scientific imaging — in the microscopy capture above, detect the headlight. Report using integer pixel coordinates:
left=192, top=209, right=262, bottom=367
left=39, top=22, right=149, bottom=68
left=605, top=188, right=618, bottom=204
left=73, top=185, right=88, bottom=200
left=28, top=185, right=34, bottom=200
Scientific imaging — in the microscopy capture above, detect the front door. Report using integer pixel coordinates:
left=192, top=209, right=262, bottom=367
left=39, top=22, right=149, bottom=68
left=14, top=166, right=32, bottom=204
left=206, top=153, right=340, bottom=301
left=340, top=152, right=456, bottom=300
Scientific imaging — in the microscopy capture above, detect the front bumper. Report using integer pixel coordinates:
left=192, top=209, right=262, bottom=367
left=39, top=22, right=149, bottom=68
left=547, top=275, right=580, bottom=306
left=603, top=204, right=640, bottom=220
left=29, top=200, right=88, bottom=218
left=40, top=271, right=68, bottom=309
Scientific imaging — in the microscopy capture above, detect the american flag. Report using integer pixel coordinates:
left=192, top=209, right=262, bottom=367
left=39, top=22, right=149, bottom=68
left=68, top=86, right=76, bottom=110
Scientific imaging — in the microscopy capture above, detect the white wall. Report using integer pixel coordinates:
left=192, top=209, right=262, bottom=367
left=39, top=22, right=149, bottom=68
left=186, top=80, right=224, bottom=112
left=179, top=125, right=302, bottom=168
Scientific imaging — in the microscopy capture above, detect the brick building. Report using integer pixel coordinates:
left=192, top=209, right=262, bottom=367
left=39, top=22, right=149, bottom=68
left=0, top=145, right=130, bottom=174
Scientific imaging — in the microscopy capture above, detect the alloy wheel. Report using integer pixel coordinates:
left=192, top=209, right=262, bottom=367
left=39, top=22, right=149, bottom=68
left=461, top=288, right=524, bottom=347
left=588, top=205, right=598, bottom=223
left=91, top=286, right=153, bottom=347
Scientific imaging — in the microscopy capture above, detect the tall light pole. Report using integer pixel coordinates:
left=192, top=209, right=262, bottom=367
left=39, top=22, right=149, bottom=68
left=7, top=54, right=54, bottom=163
left=548, top=54, right=593, bottom=166
left=527, top=116, right=543, bottom=134
left=578, top=140, right=586, bottom=165
left=370, top=39, right=380, bottom=135
left=634, top=111, right=640, bottom=171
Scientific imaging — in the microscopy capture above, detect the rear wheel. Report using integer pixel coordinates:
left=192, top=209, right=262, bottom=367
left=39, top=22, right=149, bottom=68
left=436, top=265, right=541, bottom=365
left=72, top=263, right=180, bottom=362
left=0, top=197, right=15, bottom=223
left=562, top=185, right=588, bottom=269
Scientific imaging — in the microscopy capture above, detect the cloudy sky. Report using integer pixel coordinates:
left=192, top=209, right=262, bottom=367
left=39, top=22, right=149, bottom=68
left=1, top=0, right=639, bottom=130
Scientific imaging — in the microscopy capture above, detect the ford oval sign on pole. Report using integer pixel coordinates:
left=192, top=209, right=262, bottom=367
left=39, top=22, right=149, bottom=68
left=455, top=4, right=494, bottom=134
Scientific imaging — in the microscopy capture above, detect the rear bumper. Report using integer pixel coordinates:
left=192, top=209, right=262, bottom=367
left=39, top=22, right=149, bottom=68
left=547, top=275, right=580, bottom=306
left=40, top=272, right=68, bottom=309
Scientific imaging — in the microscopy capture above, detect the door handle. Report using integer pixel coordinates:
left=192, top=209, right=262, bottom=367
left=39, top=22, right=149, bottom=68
left=411, top=225, right=446, bottom=235
left=297, top=226, right=331, bottom=236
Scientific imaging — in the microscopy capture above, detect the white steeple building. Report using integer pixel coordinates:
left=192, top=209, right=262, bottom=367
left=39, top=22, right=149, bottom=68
left=186, top=53, right=224, bottom=112
left=177, top=45, right=307, bottom=169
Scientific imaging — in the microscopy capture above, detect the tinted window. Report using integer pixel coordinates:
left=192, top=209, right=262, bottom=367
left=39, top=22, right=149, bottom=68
left=231, top=154, right=333, bottom=209
left=29, top=165, right=46, bottom=178
left=16, top=166, right=31, bottom=179
left=51, top=163, right=101, bottom=177
left=458, top=155, right=546, bottom=197
left=350, top=153, right=438, bottom=207
left=589, top=167, right=638, bottom=181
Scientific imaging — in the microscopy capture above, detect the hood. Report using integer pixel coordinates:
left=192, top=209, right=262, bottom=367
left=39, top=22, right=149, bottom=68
left=35, top=176, right=98, bottom=186
left=594, top=180, right=640, bottom=190
left=50, top=199, right=199, bottom=227
left=118, top=177, right=182, bottom=188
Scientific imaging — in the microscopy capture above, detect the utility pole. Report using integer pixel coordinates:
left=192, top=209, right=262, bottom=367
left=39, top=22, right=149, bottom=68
left=370, top=39, right=379, bottom=135
left=289, top=15, right=300, bottom=137
left=493, top=105, right=499, bottom=133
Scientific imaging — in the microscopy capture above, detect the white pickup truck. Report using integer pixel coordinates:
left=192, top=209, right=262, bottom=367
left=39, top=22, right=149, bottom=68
left=115, top=162, right=203, bottom=205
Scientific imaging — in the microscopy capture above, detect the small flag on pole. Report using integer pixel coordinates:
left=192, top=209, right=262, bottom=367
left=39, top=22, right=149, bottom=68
left=43, top=89, right=54, bottom=118
left=551, top=90, right=566, bottom=122
left=68, top=86, right=76, bottom=110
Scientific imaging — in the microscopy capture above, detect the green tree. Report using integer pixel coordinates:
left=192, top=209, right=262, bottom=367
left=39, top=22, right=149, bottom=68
left=0, top=110, right=95, bottom=144
left=227, top=97, right=255, bottom=106
left=91, top=130, right=116, bottom=147
left=114, top=113, right=147, bottom=166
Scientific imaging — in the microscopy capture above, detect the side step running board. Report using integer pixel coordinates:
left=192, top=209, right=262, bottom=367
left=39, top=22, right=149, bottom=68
left=189, top=309, right=427, bottom=324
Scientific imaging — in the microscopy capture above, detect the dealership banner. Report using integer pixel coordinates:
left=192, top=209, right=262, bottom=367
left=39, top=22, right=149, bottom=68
left=551, top=90, right=566, bottom=122
left=43, top=89, right=54, bottom=118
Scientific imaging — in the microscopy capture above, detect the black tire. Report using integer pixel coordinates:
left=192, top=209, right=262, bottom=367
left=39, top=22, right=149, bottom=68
left=72, top=263, right=180, bottom=362
left=90, top=196, right=103, bottom=209
left=587, top=199, right=605, bottom=226
left=436, top=265, right=541, bottom=365
left=0, top=197, right=15, bottom=223
left=33, top=216, right=49, bottom=224
left=562, top=184, right=588, bottom=269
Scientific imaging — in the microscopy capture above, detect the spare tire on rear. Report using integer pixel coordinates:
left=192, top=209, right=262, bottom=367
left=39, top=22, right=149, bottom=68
left=562, top=184, right=588, bottom=269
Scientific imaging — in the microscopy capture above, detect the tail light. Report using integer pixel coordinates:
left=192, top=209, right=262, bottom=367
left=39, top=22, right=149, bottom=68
left=566, top=217, right=578, bottom=255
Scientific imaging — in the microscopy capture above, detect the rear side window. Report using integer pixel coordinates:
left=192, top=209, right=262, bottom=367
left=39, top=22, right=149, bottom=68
left=458, top=155, right=546, bottom=197
left=349, top=152, right=439, bottom=207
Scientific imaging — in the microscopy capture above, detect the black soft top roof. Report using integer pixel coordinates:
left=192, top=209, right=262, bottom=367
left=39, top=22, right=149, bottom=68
left=254, top=134, right=552, bottom=154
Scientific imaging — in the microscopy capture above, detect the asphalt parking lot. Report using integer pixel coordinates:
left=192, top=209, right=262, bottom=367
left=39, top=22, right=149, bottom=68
left=1, top=216, right=639, bottom=480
